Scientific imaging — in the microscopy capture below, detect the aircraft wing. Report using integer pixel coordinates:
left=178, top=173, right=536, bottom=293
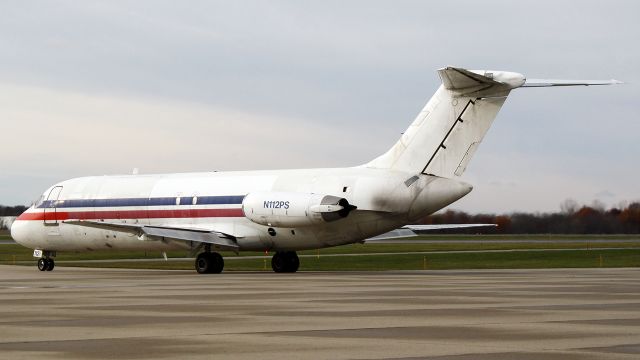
left=63, top=220, right=239, bottom=252
left=403, top=224, right=497, bottom=231
left=365, top=224, right=496, bottom=242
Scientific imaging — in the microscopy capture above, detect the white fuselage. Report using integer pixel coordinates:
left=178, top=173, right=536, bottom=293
left=17, top=67, right=595, bottom=260
left=10, top=167, right=472, bottom=253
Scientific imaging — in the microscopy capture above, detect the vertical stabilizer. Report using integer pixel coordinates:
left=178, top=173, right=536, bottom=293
left=366, top=67, right=524, bottom=178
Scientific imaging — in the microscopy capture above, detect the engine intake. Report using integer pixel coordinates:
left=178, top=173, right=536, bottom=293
left=242, top=192, right=356, bottom=227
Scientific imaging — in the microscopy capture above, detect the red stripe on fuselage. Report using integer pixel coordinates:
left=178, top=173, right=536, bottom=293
left=16, top=208, right=244, bottom=221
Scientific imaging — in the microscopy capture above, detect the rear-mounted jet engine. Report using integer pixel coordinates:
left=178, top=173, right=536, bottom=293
left=242, top=192, right=356, bottom=227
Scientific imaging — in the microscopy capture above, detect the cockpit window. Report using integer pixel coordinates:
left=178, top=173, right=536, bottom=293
left=33, top=195, right=45, bottom=208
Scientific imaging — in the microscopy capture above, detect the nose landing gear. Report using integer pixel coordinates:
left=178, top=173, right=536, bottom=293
left=37, top=257, right=55, bottom=271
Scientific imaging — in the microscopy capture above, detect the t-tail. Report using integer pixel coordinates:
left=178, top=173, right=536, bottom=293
left=366, top=66, right=621, bottom=178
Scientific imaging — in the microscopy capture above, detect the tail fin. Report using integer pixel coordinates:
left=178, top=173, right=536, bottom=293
left=366, top=67, right=522, bottom=177
left=366, top=66, right=620, bottom=178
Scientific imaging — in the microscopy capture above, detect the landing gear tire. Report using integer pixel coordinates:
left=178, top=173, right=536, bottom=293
left=286, top=252, right=300, bottom=273
left=37, top=258, right=54, bottom=271
left=37, top=258, right=47, bottom=271
left=271, top=251, right=299, bottom=273
left=209, top=252, right=224, bottom=274
left=195, top=252, right=224, bottom=274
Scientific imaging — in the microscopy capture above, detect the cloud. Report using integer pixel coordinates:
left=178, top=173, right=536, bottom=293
left=0, top=83, right=383, bottom=203
left=1, top=1, right=638, bottom=211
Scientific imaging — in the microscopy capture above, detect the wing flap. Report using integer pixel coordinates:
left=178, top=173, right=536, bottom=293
left=142, top=227, right=238, bottom=250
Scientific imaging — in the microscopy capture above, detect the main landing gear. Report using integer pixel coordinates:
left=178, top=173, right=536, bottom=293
left=195, top=252, right=224, bottom=274
left=37, top=258, right=55, bottom=271
left=271, top=251, right=299, bottom=273
left=194, top=250, right=300, bottom=274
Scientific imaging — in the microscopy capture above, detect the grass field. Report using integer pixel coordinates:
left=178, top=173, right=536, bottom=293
left=2, top=232, right=639, bottom=271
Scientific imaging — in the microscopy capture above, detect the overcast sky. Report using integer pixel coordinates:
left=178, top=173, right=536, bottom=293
left=1, top=0, right=638, bottom=213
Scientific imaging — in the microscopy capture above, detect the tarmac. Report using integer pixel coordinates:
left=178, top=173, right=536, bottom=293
left=0, top=265, right=639, bottom=359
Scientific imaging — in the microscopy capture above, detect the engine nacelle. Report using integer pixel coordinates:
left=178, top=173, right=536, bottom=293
left=242, top=192, right=356, bottom=227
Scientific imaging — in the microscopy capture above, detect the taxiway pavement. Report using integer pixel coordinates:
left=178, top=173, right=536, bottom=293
left=1, top=265, right=639, bottom=359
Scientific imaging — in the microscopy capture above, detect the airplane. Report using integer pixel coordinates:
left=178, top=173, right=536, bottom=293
left=10, top=66, right=620, bottom=273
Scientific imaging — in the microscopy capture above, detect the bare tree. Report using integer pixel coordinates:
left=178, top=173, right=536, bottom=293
left=560, top=198, right=579, bottom=215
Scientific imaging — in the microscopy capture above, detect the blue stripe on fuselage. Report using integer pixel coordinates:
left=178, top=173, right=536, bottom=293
left=38, top=195, right=246, bottom=209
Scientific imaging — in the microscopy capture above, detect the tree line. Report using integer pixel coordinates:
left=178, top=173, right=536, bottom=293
left=422, top=201, right=640, bottom=234
left=0, top=205, right=28, bottom=217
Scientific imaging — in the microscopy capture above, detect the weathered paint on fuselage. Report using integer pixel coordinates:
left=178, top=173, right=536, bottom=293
left=11, top=167, right=471, bottom=253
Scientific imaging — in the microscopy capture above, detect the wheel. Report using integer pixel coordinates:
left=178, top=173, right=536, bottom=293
left=37, top=258, right=47, bottom=271
left=195, top=253, right=211, bottom=274
left=209, top=252, right=224, bottom=274
left=195, top=252, right=224, bottom=274
left=271, top=252, right=286, bottom=273
left=46, top=259, right=55, bottom=271
left=271, top=251, right=299, bottom=273
left=285, top=251, right=299, bottom=273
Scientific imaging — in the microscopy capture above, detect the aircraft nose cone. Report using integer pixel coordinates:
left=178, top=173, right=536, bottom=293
left=10, top=219, right=27, bottom=246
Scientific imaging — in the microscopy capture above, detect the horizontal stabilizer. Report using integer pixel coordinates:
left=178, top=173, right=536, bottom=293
left=439, top=67, right=502, bottom=90
left=438, top=67, right=526, bottom=96
left=522, top=79, right=623, bottom=87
